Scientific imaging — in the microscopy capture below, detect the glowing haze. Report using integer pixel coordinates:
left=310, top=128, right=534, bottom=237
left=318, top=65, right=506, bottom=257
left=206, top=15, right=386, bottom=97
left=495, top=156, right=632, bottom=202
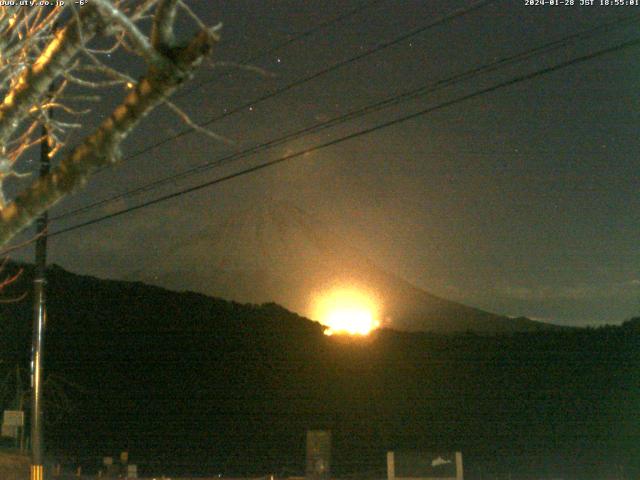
left=312, top=287, right=381, bottom=336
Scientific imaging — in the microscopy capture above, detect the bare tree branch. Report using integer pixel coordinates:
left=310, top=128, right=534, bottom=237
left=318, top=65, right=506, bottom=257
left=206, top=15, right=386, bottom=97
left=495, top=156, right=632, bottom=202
left=164, top=100, right=235, bottom=146
left=92, top=0, right=169, bottom=68
left=0, top=26, right=220, bottom=245
left=151, top=0, right=179, bottom=50
left=0, top=6, right=103, bottom=145
left=0, top=2, right=225, bottom=247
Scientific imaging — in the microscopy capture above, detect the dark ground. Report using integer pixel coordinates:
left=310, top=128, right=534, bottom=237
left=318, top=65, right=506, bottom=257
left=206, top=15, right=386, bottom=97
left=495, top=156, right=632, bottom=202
left=0, top=264, right=638, bottom=479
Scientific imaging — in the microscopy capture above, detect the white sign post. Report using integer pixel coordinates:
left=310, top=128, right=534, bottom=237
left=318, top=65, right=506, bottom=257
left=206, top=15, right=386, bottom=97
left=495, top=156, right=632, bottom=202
left=387, top=451, right=464, bottom=480
left=1, top=410, right=24, bottom=439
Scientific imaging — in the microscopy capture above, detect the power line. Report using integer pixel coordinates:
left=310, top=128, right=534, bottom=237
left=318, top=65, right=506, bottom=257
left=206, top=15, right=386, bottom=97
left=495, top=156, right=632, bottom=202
left=174, top=0, right=388, bottom=100
left=88, top=0, right=498, bottom=177
left=48, top=36, right=640, bottom=238
left=51, top=12, right=640, bottom=222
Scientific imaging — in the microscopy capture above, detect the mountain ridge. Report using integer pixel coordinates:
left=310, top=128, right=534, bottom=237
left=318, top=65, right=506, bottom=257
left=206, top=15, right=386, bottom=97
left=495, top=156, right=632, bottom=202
left=75, top=261, right=560, bottom=334
left=115, top=201, right=564, bottom=334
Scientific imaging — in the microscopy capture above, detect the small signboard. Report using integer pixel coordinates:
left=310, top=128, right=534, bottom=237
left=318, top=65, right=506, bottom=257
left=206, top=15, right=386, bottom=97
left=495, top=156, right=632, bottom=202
left=1, top=423, right=17, bottom=438
left=127, top=464, right=138, bottom=478
left=306, top=430, right=331, bottom=480
left=103, top=456, right=113, bottom=466
left=387, top=451, right=463, bottom=480
left=3, top=410, right=24, bottom=427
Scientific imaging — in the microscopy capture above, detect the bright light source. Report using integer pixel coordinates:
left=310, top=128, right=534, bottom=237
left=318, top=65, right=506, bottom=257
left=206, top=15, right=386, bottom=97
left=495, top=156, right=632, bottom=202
left=312, top=287, right=380, bottom=336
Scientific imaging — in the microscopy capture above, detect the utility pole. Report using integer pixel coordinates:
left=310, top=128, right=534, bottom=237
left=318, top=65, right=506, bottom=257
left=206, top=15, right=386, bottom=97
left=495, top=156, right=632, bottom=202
left=30, top=111, right=51, bottom=480
left=14, top=364, right=26, bottom=451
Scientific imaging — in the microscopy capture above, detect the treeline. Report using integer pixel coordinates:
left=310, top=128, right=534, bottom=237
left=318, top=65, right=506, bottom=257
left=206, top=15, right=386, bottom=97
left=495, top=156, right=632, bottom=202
left=0, top=263, right=637, bottom=479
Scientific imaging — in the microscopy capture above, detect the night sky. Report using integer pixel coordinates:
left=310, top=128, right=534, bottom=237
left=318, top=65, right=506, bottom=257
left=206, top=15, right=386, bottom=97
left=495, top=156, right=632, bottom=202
left=10, top=0, right=640, bottom=327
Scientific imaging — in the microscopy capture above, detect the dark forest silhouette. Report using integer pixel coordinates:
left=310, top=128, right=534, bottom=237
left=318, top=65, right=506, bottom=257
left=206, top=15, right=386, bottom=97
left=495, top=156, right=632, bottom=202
left=0, top=263, right=637, bottom=479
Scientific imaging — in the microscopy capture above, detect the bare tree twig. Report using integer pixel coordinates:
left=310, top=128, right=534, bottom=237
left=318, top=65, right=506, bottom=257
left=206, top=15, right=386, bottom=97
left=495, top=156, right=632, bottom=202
left=93, top=0, right=169, bottom=68
left=164, top=100, right=235, bottom=146
left=152, top=0, right=179, bottom=49
left=208, top=60, right=276, bottom=79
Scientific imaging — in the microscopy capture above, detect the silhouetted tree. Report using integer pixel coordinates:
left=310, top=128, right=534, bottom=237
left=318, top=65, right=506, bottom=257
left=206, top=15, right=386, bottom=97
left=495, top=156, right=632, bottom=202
left=0, top=1, right=223, bottom=247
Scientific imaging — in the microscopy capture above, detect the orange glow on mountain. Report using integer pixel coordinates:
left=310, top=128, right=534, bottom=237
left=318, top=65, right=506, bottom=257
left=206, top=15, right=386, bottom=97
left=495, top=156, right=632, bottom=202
left=313, top=287, right=380, bottom=336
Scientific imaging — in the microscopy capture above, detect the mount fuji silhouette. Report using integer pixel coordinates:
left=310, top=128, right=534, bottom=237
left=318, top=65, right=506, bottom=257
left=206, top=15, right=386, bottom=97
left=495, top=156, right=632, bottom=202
left=128, top=200, right=558, bottom=334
